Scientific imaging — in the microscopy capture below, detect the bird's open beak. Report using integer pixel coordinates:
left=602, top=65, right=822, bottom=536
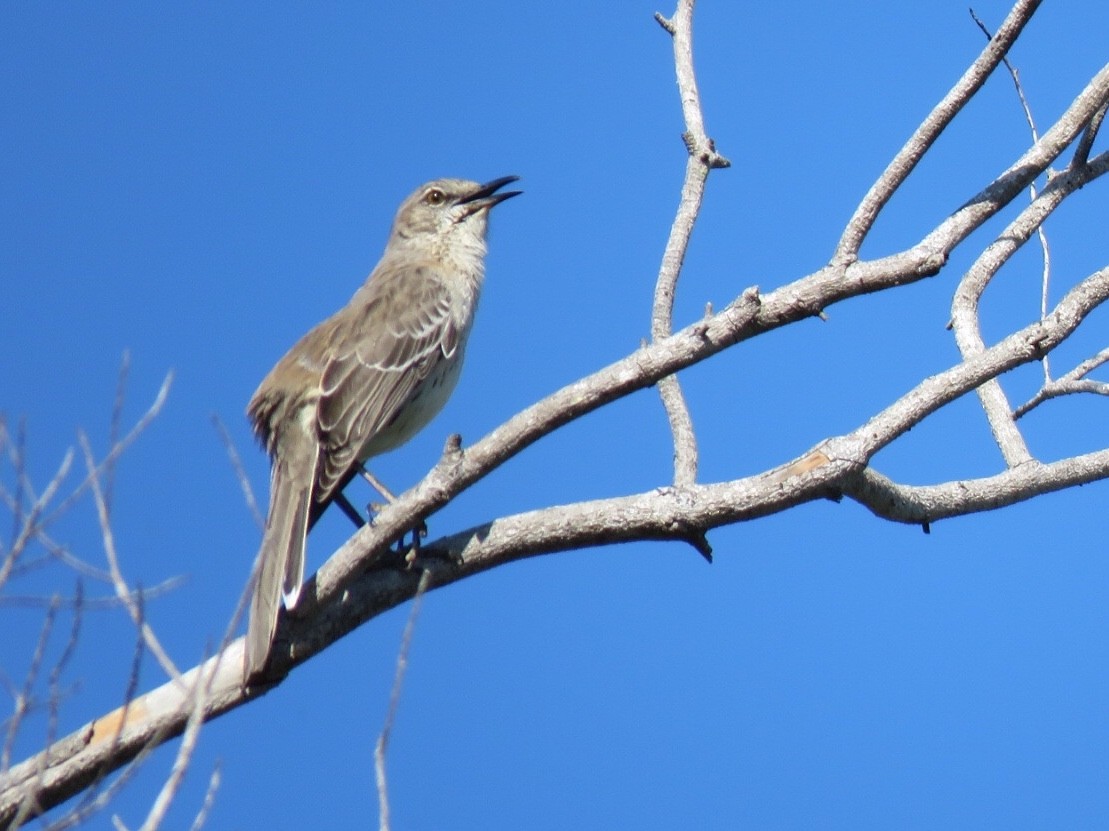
left=458, top=175, right=523, bottom=212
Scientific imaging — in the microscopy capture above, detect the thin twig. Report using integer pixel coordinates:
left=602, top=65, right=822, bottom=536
left=187, top=765, right=221, bottom=831
left=0, top=576, right=186, bottom=611
left=0, top=445, right=74, bottom=590
left=104, top=351, right=132, bottom=514
left=78, top=431, right=181, bottom=680
left=970, top=8, right=1041, bottom=143
left=137, top=657, right=214, bottom=831
left=1, top=595, right=60, bottom=773
left=6, top=534, right=114, bottom=584
left=42, top=372, right=173, bottom=531
left=211, top=414, right=264, bottom=532
left=375, top=569, right=432, bottom=831
left=5, top=417, right=29, bottom=553
left=1014, top=346, right=1109, bottom=418
left=970, top=8, right=1055, bottom=384
left=45, top=582, right=83, bottom=771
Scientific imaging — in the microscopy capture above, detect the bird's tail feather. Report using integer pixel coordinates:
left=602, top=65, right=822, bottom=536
left=245, top=444, right=314, bottom=681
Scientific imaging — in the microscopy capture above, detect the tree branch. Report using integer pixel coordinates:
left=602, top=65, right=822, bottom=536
left=842, top=452, right=1109, bottom=524
left=4, top=5, right=1109, bottom=825
left=949, top=156, right=1109, bottom=466
left=652, top=0, right=730, bottom=488
left=834, top=0, right=1044, bottom=263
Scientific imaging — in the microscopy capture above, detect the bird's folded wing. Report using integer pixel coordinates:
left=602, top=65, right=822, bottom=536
left=315, top=263, right=458, bottom=499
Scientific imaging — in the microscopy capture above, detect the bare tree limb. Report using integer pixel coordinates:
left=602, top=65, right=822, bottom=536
left=651, top=0, right=730, bottom=489
left=834, top=0, right=1044, bottom=263
left=948, top=153, right=1103, bottom=466
left=843, top=451, right=1109, bottom=524
left=3, top=4, right=1109, bottom=825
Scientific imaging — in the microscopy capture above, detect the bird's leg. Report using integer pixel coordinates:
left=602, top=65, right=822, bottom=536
left=333, top=492, right=368, bottom=530
left=357, top=463, right=428, bottom=552
left=358, top=465, right=398, bottom=504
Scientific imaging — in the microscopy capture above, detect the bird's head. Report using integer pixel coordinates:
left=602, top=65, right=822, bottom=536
left=389, top=176, right=521, bottom=258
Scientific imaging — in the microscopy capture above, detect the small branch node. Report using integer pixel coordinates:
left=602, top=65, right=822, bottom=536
left=735, top=286, right=762, bottom=314
left=706, top=146, right=732, bottom=169
left=671, top=521, right=712, bottom=562
left=439, top=434, right=464, bottom=465
left=654, top=12, right=675, bottom=34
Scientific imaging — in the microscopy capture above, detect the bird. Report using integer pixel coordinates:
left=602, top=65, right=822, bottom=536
left=244, top=176, right=521, bottom=681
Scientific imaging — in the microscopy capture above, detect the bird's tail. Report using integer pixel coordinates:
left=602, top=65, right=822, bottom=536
left=245, top=441, right=314, bottom=681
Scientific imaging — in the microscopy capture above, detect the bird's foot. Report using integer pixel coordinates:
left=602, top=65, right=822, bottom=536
left=397, top=519, right=428, bottom=558
left=375, top=521, right=467, bottom=570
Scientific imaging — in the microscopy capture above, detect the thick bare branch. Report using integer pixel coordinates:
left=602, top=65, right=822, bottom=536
left=915, top=66, right=1109, bottom=260
left=950, top=152, right=1109, bottom=464
left=951, top=171, right=1077, bottom=465
left=862, top=266, right=1109, bottom=454
left=843, top=452, right=1109, bottom=524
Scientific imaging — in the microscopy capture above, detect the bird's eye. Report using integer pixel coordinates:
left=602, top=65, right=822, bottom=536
left=425, top=188, right=445, bottom=206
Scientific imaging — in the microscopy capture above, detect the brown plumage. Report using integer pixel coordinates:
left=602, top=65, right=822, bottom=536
left=245, top=176, right=520, bottom=681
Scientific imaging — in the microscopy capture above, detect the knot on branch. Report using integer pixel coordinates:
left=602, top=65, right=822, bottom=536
left=690, top=315, right=711, bottom=340
left=915, top=248, right=949, bottom=276
left=681, top=131, right=732, bottom=169
left=728, top=286, right=762, bottom=321
left=435, top=434, right=465, bottom=476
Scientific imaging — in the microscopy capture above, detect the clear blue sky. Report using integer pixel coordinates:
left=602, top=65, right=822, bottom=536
left=2, top=2, right=1108, bottom=828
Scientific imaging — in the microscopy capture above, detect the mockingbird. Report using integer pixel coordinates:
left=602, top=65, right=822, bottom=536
left=245, top=176, right=521, bottom=680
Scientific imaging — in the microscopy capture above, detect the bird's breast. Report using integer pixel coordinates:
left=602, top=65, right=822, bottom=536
left=358, top=343, right=468, bottom=460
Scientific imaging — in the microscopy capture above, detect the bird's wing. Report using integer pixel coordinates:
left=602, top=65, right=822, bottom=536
left=315, top=262, right=458, bottom=500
